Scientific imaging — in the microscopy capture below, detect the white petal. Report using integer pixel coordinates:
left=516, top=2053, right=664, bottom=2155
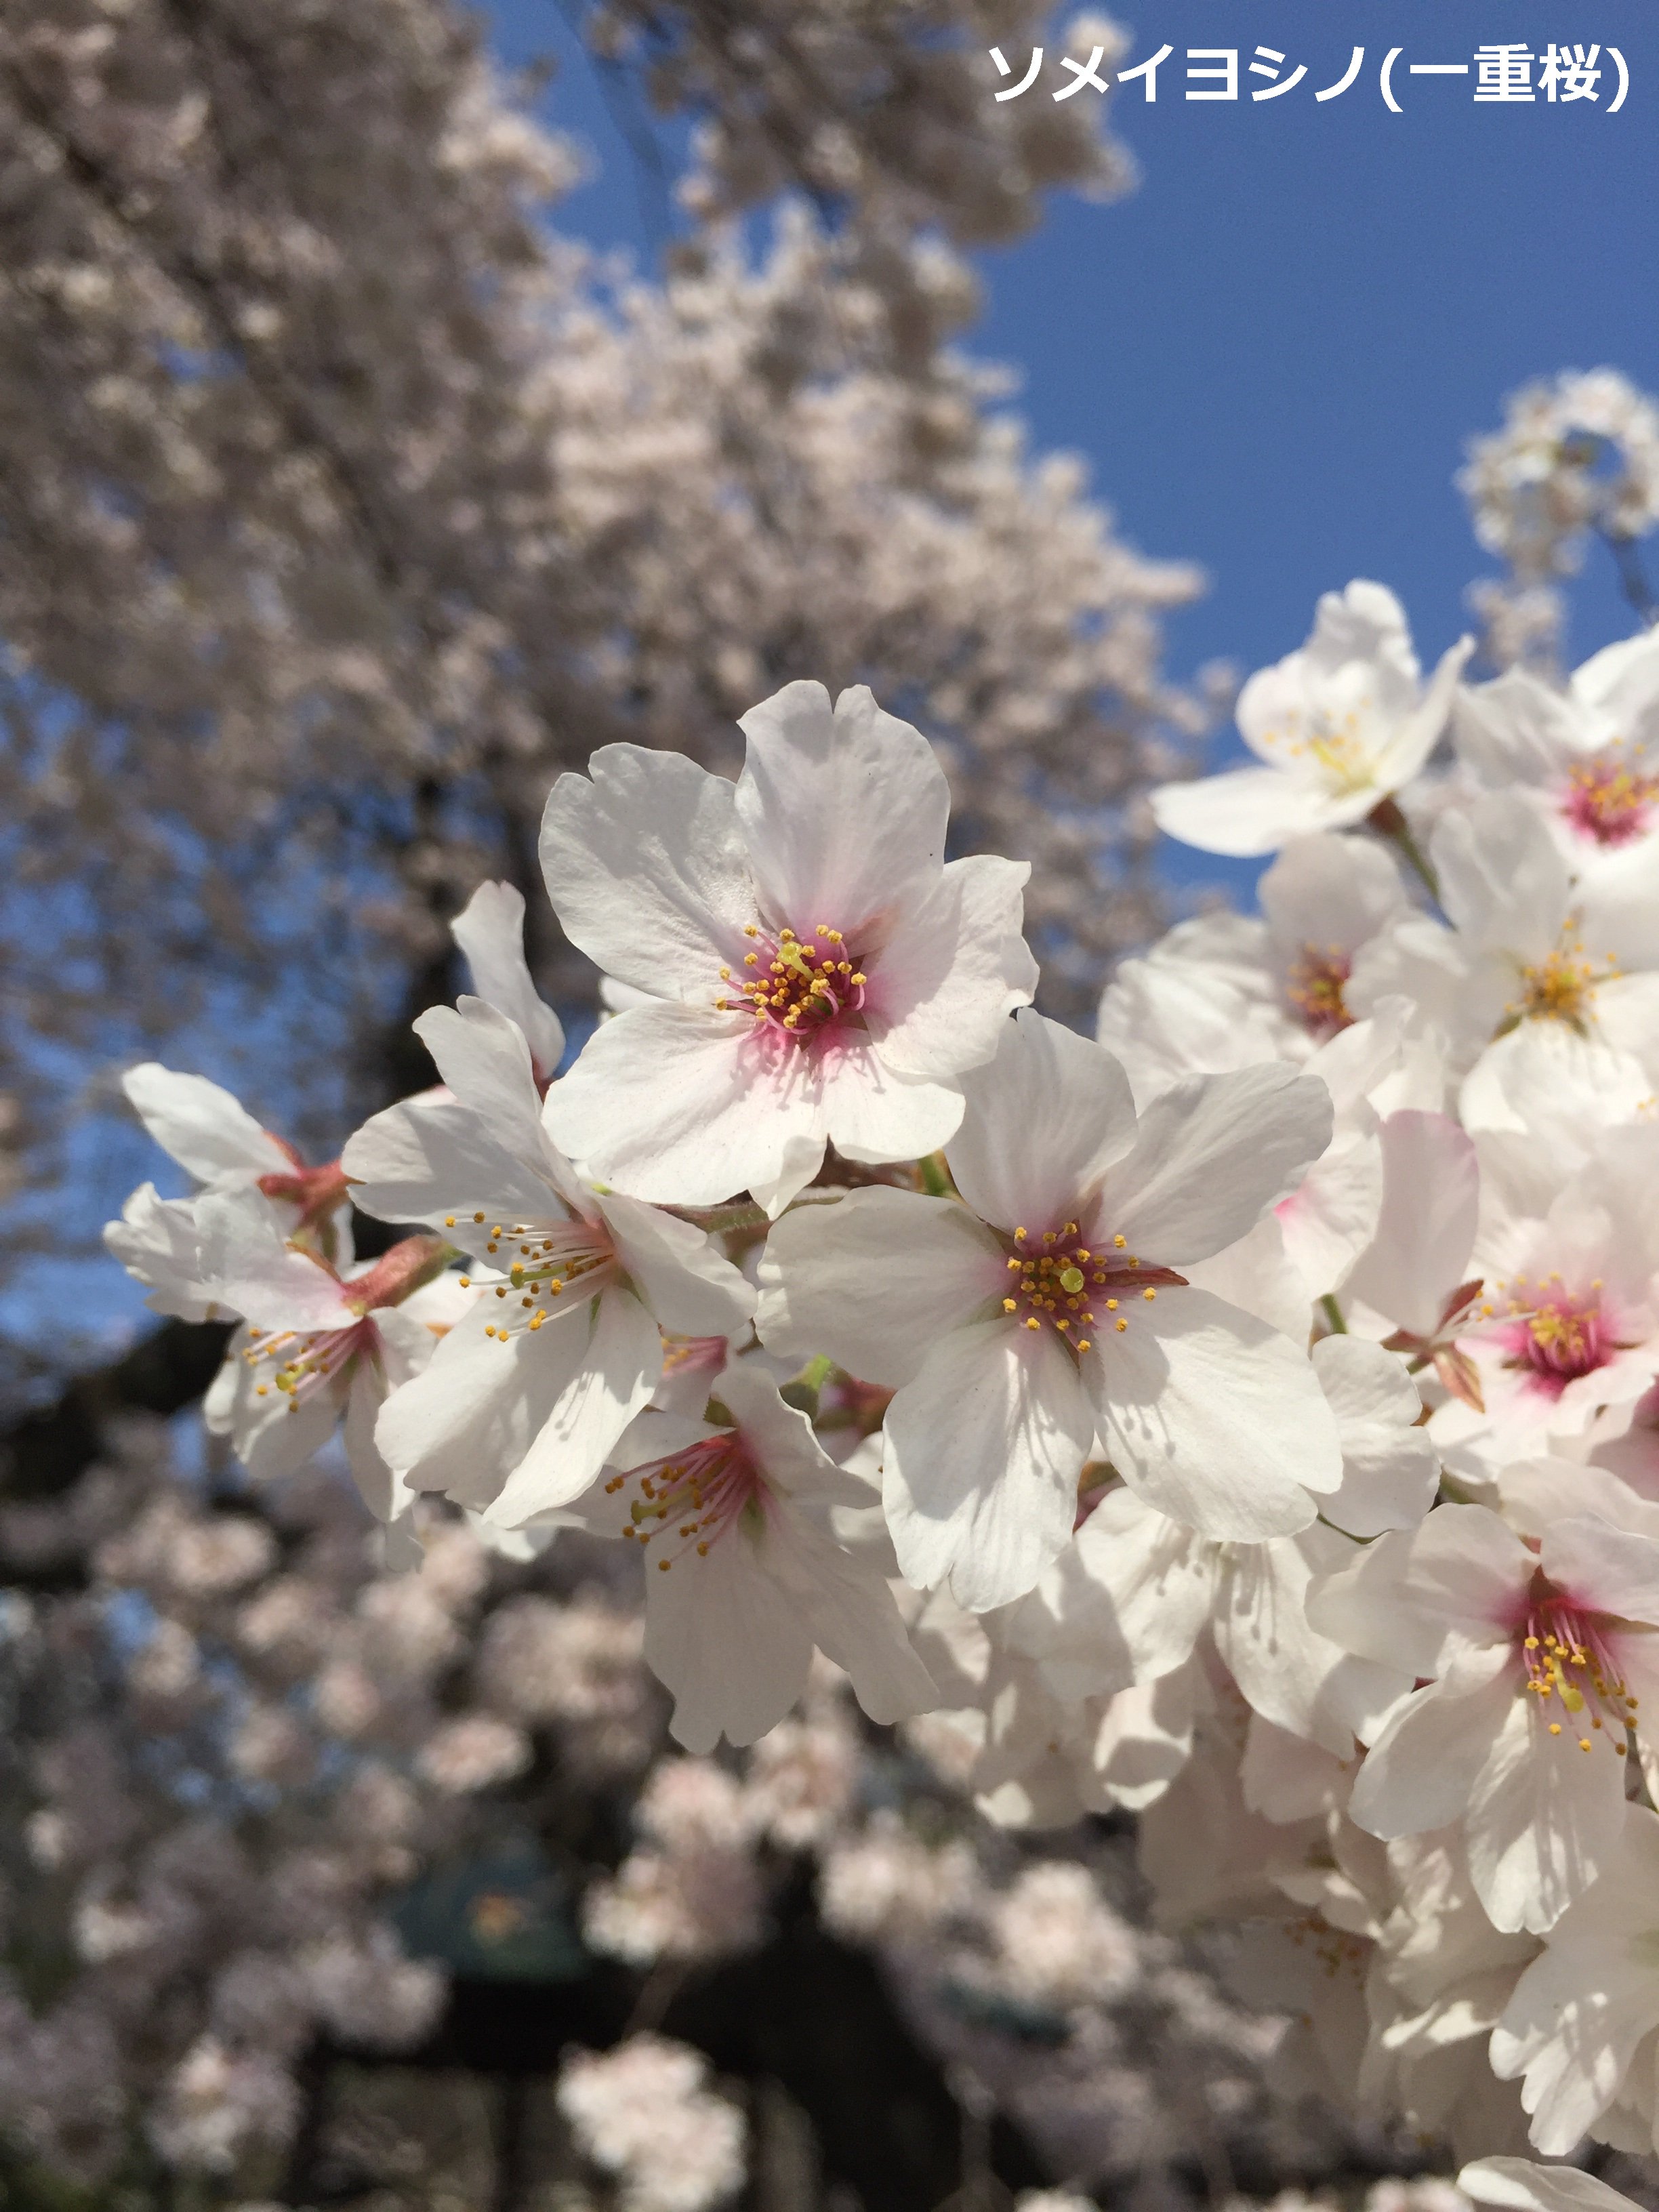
left=1344, top=1109, right=1479, bottom=1338
left=1276, top=1130, right=1384, bottom=1299
left=1151, top=764, right=1361, bottom=857
left=1467, top=1692, right=1631, bottom=1935
left=539, top=743, right=756, bottom=996
left=376, top=1296, right=597, bottom=1502
left=756, top=1186, right=1002, bottom=1387
left=414, top=999, right=569, bottom=1187
left=1313, top=1333, right=1441, bottom=1537
left=1454, top=665, right=1583, bottom=785
left=873, top=855, right=1037, bottom=1082
left=594, top=1191, right=756, bottom=1338
left=1540, top=1515, right=1659, bottom=1629
left=1178, top=1214, right=1311, bottom=1341
left=947, top=1008, right=1137, bottom=1235
left=544, top=1001, right=817, bottom=1207
left=1214, top=1530, right=1411, bottom=1757
left=736, top=681, right=947, bottom=931
left=449, top=882, right=566, bottom=1084
left=1098, top=1063, right=1334, bottom=1266
left=1433, top=792, right=1570, bottom=958
left=122, top=1063, right=292, bottom=1182
left=342, top=1359, right=403, bottom=1523
left=1070, top=1488, right=1216, bottom=1685
left=195, top=1186, right=352, bottom=1332
left=646, top=1513, right=816, bottom=1753
left=1260, top=832, right=1409, bottom=958
left=1096, top=960, right=1286, bottom=1110
left=103, top=1183, right=216, bottom=1321
left=343, top=1092, right=569, bottom=1237
left=1089, top=1287, right=1341, bottom=1538
left=1305, top=1504, right=1531, bottom=1675
left=1460, top=2158, right=1651, bottom=2212
left=1370, top=634, right=1476, bottom=787
left=883, top=1318, right=1093, bottom=1611
left=481, top=1288, right=663, bottom=1525
left=819, top=1042, right=964, bottom=1170
left=1347, top=1645, right=1515, bottom=1837
left=771, top=1504, right=939, bottom=1726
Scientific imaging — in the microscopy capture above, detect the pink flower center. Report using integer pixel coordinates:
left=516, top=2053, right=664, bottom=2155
left=1562, top=747, right=1658, bottom=848
left=1284, top=943, right=1354, bottom=1039
left=245, top=1317, right=378, bottom=1410
left=1478, top=1272, right=1618, bottom=1398
left=1515, top=1583, right=1637, bottom=1756
left=717, top=922, right=868, bottom=1044
left=1000, top=1221, right=1186, bottom=1353
left=607, top=1433, right=766, bottom=1572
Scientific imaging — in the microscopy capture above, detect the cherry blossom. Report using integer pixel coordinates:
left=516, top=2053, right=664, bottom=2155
left=575, top=1361, right=935, bottom=1750
left=1150, top=581, right=1472, bottom=858
left=758, top=1008, right=1340, bottom=1608
left=1309, top=1498, right=1659, bottom=1932
left=195, top=1184, right=460, bottom=1521
left=343, top=997, right=754, bottom=1525
left=539, top=681, right=1037, bottom=1214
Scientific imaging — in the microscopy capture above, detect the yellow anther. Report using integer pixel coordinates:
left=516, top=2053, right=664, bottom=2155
left=474, top=1210, right=485, bottom=1222
left=445, top=1214, right=456, bottom=1227
left=1143, top=1288, right=1156, bottom=1302
left=1003, top=1298, right=1017, bottom=1313
left=1113, top=1234, right=1126, bottom=1249
left=1115, top=1318, right=1128, bottom=1332
left=1076, top=1340, right=1091, bottom=1353
left=1025, top=1317, right=1042, bottom=1331
left=458, top=1277, right=470, bottom=1288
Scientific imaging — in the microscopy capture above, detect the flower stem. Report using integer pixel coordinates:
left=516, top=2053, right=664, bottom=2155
left=1366, top=796, right=1440, bottom=904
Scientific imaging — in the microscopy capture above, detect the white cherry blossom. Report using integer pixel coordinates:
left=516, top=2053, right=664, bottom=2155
left=539, top=680, right=1036, bottom=1214
left=1309, top=1500, right=1659, bottom=1933
left=758, top=1008, right=1341, bottom=1609
left=1151, top=580, right=1471, bottom=857
left=342, top=998, right=754, bottom=1526
left=1099, top=832, right=1413, bottom=1086
left=574, top=1362, right=936, bottom=1752
left=1350, top=791, right=1659, bottom=1111
left=195, top=1185, right=459, bottom=1522
left=1454, top=631, right=1659, bottom=886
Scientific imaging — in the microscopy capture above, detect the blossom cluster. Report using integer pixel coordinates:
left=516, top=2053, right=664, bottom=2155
left=96, top=585, right=1659, bottom=2193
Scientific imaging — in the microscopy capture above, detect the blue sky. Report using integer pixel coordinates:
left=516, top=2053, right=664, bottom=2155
left=483, top=0, right=1659, bottom=907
